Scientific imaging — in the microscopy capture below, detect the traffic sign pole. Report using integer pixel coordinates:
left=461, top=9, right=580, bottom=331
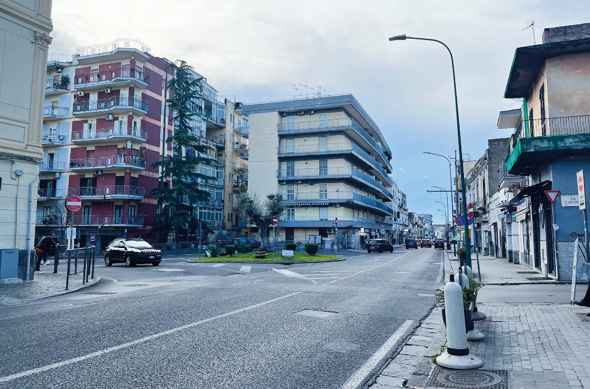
left=545, top=189, right=561, bottom=278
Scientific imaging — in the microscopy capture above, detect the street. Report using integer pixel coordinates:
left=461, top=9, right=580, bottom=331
left=0, top=248, right=442, bottom=389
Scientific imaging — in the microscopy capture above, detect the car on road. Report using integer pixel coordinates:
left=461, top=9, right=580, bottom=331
left=104, top=238, right=162, bottom=267
left=420, top=239, right=432, bottom=248
left=434, top=239, right=445, bottom=249
left=367, top=239, right=394, bottom=253
left=405, top=239, right=418, bottom=249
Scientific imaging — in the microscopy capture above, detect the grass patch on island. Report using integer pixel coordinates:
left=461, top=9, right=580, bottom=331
left=192, top=251, right=342, bottom=264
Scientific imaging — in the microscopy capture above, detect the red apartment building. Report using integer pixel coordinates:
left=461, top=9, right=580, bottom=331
left=67, top=47, right=172, bottom=249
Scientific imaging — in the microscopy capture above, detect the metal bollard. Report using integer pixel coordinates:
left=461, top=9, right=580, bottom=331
left=74, top=250, right=78, bottom=274
left=65, top=250, right=71, bottom=291
left=436, top=275, right=483, bottom=369
left=53, top=247, right=60, bottom=274
left=82, top=251, right=87, bottom=284
left=91, top=247, right=95, bottom=280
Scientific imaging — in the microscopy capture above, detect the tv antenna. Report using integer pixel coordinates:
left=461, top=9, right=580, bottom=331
left=523, top=21, right=536, bottom=44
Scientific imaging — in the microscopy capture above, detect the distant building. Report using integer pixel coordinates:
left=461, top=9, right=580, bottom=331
left=0, top=0, right=52, bottom=281
left=243, top=95, right=393, bottom=249
left=500, top=22, right=590, bottom=280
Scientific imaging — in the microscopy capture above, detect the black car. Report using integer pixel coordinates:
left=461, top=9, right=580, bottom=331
left=420, top=239, right=432, bottom=248
left=367, top=239, right=394, bottom=253
left=104, top=238, right=161, bottom=267
left=405, top=239, right=418, bottom=249
left=434, top=239, right=445, bottom=249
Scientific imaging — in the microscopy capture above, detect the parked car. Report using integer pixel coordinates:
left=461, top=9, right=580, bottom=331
left=420, top=239, right=432, bottom=248
left=405, top=239, right=418, bottom=249
left=104, top=238, right=161, bottom=267
left=434, top=239, right=445, bottom=249
left=367, top=239, right=394, bottom=253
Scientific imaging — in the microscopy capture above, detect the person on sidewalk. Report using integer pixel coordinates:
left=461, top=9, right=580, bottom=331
left=35, top=235, right=57, bottom=269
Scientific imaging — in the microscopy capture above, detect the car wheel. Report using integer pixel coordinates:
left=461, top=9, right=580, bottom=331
left=152, top=261, right=160, bottom=267
left=390, top=249, right=393, bottom=253
left=125, top=255, right=135, bottom=267
left=104, top=255, right=112, bottom=267
left=367, top=249, right=371, bottom=253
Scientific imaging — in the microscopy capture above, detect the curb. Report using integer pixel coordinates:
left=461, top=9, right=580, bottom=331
left=23, top=277, right=104, bottom=304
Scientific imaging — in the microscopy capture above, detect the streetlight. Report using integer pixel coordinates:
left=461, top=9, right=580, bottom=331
left=389, top=34, right=471, bottom=267
left=424, top=152, right=454, bottom=222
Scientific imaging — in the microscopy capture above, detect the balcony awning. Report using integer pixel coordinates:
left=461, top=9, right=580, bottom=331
left=497, top=108, right=522, bottom=129
left=505, top=37, right=590, bottom=98
left=508, top=180, right=552, bottom=206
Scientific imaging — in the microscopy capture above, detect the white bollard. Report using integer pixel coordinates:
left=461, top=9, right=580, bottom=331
left=436, top=276, right=483, bottom=369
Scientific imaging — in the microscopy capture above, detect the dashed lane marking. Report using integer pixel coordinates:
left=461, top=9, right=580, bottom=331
left=239, top=265, right=251, bottom=274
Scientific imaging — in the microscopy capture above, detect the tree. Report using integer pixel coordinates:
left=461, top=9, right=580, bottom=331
left=153, top=61, right=211, bottom=242
left=237, top=193, right=284, bottom=247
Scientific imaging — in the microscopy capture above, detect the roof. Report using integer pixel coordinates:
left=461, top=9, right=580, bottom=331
left=504, top=37, right=590, bottom=98
left=243, top=94, right=391, bottom=155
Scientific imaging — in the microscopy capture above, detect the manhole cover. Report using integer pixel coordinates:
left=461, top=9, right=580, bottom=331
left=426, top=367, right=508, bottom=389
left=296, top=309, right=339, bottom=319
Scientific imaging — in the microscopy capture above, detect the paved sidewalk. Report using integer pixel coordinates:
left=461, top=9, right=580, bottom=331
left=0, top=269, right=100, bottom=306
left=367, top=251, right=590, bottom=389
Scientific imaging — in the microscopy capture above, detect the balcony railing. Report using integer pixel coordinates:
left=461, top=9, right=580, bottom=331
left=70, top=214, right=145, bottom=226
left=46, top=75, right=70, bottom=92
left=526, top=115, right=590, bottom=137
left=73, top=98, right=147, bottom=114
left=43, top=106, right=69, bottom=118
left=38, top=188, right=60, bottom=198
left=74, top=67, right=145, bottom=89
left=278, top=117, right=389, bottom=165
left=76, top=185, right=145, bottom=198
left=72, top=128, right=146, bottom=142
left=42, top=132, right=68, bottom=145
left=353, top=192, right=393, bottom=214
left=36, top=213, right=64, bottom=225
left=70, top=156, right=145, bottom=170
left=351, top=168, right=391, bottom=196
left=40, top=160, right=66, bottom=172
left=282, top=190, right=354, bottom=202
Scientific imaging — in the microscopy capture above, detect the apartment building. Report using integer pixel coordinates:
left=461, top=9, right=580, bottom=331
left=244, top=95, right=393, bottom=249
left=501, top=22, right=590, bottom=280
left=0, top=0, right=52, bottom=281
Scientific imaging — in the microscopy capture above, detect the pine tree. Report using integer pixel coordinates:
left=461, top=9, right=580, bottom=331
left=154, top=61, right=211, bottom=242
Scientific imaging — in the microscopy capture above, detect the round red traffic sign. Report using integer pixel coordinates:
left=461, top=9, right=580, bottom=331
left=65, top=196, right=82, bottom=213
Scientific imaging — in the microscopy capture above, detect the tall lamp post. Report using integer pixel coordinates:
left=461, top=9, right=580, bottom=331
left=389, top=34, right=471, bottom=267
left=424, top=152, right=455, bottom=224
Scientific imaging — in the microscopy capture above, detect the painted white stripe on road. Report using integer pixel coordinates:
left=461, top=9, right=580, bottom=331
left=211, top=264, right=225, bottom=268
left=153, top=268, right=185, bottom=272
left=341, top=320, right=415, bottom=389
left=0, top=291, right=302, bottom=384
left=272, top=268, right=315, bottom=283
left=239, top=265, right=251, bottom=274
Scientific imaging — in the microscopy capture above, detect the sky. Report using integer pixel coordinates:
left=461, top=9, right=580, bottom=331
left=49, top=0, right=590, bottom=224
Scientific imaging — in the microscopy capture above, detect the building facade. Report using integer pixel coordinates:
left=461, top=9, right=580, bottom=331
left=501, top=22, right=590, bottom=280
left=0, top=0, right=52, bottom=281
left=243, top=95, right=393, bottom=249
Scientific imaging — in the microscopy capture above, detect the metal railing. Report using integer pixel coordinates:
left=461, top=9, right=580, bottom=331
left=353, top=192, right=393, bottom=214
left=73, top=98, right=147, bottom=113
left=76, top=185, right=145, bottom=197
left=75, top=67, right=145, bottom=87
left=38, top=188, right=59, bottom=197
left=70, top=214, right=145, bottom=226
left=36, top=213, right=63, bottom=225
left=525, top=115, right=590, bottom=137
left=46, top=75, right=69, bottom=91
left=52, top=246, right=96, bottom=290
left=70, top=156, right=145, bottom=169
left=42, top=132, right=68, bottom=145
left=279, top=166, right=351, bottom=178
left=282, top=190, right=354, bottom=201
left=40, top=160, right=67, bottom=171
left=43, top=106, right=69, bottom=118
left=72, top=128, right=146, bottom=141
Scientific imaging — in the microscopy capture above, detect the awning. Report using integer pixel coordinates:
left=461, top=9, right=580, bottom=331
left=508, top=180, right=552, bottom=206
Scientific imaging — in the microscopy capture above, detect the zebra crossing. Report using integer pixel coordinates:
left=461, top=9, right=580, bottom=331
left=272, top=268, right=361, bottom=284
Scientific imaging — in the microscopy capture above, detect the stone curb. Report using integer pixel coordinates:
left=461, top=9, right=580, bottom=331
left=9, top=277, right=104, bottom=305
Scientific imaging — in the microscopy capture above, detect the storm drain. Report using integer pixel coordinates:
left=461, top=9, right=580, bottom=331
left=425, top=367, right=508, bottom=389
left=296, top=309, right=339, bottom=319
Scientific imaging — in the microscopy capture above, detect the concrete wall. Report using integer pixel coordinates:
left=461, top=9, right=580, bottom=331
left=248, top=111, right=280, bottom=203
left=546, top=52, right=590, bottom=118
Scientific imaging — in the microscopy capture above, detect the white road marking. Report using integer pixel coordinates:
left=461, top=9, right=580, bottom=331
left=417, top=293, right=435, bottom=297
left=152, top=268, right=185, bottom=272
left=0, top=291, right=302, bottom=384
left=272, top=268, right=315, bottom=283
left=395, top=271, right=410, bottom=274
left=341, top=320, right=415, bottom=389
left=239, top=265, right=251, bottom=274
left=211, top=264, right=225, bottom=268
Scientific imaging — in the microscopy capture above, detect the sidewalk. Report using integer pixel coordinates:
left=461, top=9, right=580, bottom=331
left=468, top=254, right=560, bottom=285
left=0, top=267, right=101, bottom=306
left=367, top=251, right=590, bottom=389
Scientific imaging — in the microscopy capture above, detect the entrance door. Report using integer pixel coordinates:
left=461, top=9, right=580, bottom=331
left=531, top=199, right=542, bottom=270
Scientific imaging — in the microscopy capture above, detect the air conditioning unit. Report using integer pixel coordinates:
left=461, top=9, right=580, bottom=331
left=107, top=113, right=114, bottom=121
left=105, top=88, right=111, bottom=94
left=77, top=91, right=85, bottom=97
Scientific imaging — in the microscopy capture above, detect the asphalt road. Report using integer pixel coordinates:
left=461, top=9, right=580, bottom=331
left=0, top=248, right=443, bottom=389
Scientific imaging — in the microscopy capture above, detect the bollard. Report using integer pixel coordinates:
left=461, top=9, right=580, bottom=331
left=65, top=250, right=71, bottom=291
left=436, top=276, right=483, bottom=369
left=82, top=251, right=87, bottom=284
left=91, top=247, right=95, bottom=280
left=53, top=247, right=59, bottom=274
left=74, top=249, right=78, bottom=274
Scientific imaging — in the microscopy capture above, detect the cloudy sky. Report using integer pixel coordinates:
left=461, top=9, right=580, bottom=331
left=50, top=1, right=589, bottom=223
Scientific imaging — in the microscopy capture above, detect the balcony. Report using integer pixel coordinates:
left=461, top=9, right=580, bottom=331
left=352, top=193, right=393, bottom=215
left=40, top=160, right=67, bottom=173
left=74, top=67, right=147, bottom=91
left=42, top=131, right=68, bottom=146
left=70, top=156, right=145, bottom=172
left=36, top=213, right=64, bottom=226
left=37, top=188, right=63, bottom=200
left=281, top=190, right=391, bottom=215
left=278, top=117, right=391, bottom=170
left=43, top=106, right=69, bottom=120
left=46, top=75, right=70, bottom=96
left=75, top=185, right=145, bottom=200
left=72, top=128, right=146, bottom=145
left=73, top=97, right=147, bottom=118
left=279, top=218, right=391, bottom=230
left=70, top=214, right=144, bottom=227
left=505, top=115, right=590, bottom=175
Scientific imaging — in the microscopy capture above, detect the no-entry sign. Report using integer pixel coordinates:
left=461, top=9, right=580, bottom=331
left=577, top=170, right=586, bottom=210
left=65, top=196, right=82, bottom=213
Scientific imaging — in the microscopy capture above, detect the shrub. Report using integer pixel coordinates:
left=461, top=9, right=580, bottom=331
left=207, top=244, right=218, bottom=257
left=225, top=244, right=236, bottom=256
left=285, top=242, right=297, bottom=251
left=237, top=243, right=250, bottom=253
left=304, top=243, right=319, bottom=256
left=254, top=249, right=268, bottom=259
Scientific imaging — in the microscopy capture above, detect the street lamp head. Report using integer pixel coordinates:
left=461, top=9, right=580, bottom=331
left=388, top=34, right=407, bottom=42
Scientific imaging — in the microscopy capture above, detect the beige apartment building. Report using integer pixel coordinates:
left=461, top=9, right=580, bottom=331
left=243, top=95, right=393, bottom=249
left=0, top=0, right=52, bottom=281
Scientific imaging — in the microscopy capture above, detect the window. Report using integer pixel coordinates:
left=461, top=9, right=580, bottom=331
left=319, top=113, right=328, bottom=128
left=114, top=205, right=123, bottom=224
left=128, top=205, right=137, bottom=223
left=285, top=138, right=295, bottom=153
left=319, top=207, right=329, bottom=221
left=319, top=136, right=328, bottom=152
left=83, top=206, right=92, bottom=224
left=285, top=208, right=295, bottom=221
left=287, top=185, right=295, bottom=200
left=319, top=159, right=328, bottom=176
left=286, top=160, right=295, bottom=177
left=319, top=183, right=327, bottom=200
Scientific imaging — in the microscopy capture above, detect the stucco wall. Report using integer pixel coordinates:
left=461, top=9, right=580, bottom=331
left=248, top=111, right=280, bottom=203
left=546, top=52, right=590, bottom=118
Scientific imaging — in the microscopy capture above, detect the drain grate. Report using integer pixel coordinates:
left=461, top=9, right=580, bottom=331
left=425, top=367, right=508, bottom=389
